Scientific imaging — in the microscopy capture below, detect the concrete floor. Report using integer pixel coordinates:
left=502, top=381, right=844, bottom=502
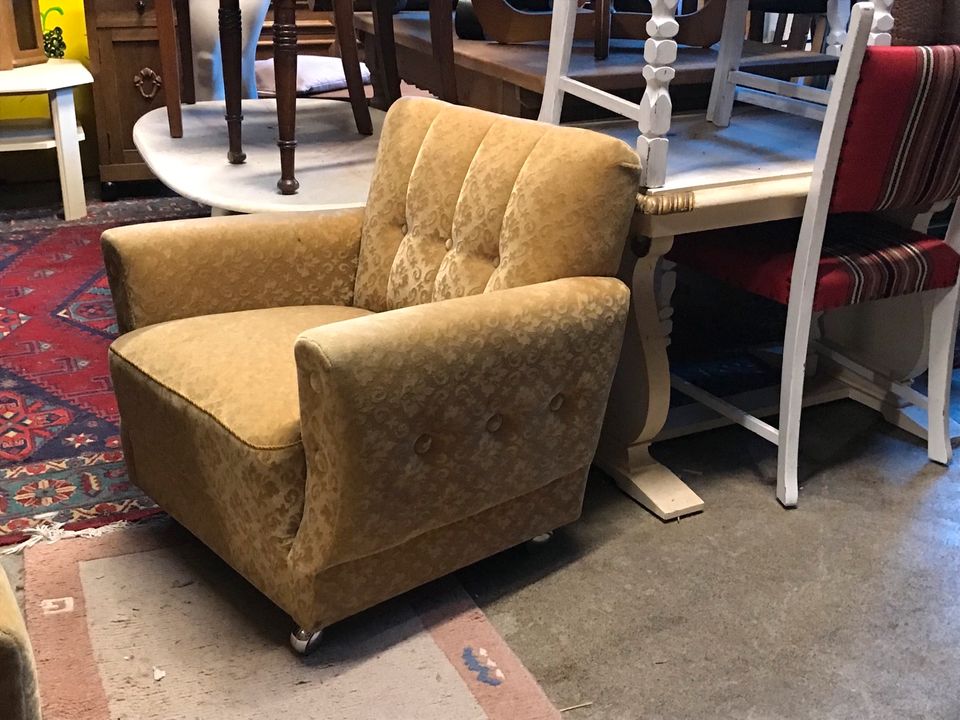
left=460, top=397, right=960, bottom=719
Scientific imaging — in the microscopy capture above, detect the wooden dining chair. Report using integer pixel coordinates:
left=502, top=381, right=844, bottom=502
left=707, top=0, right=895, bottom=127
left=668, top=5, right=960, bottom=506
left=156, top=0, right=373, bottom=194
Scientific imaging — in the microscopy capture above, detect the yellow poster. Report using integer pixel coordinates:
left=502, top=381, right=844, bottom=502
left=0, top=1, right=91, bottom=121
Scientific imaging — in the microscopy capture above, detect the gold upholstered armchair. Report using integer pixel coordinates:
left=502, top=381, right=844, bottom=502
left=103, top=98, right=639, bottom=652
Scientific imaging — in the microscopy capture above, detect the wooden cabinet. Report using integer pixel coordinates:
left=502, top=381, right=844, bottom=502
left=84, top=0, right=337, bottom=186
left=84, top=0, right=172, bottom=183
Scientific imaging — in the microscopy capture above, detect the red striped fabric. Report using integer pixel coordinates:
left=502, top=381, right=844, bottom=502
left=668, top=215, right=960, bottom=311
left=831, top=45, right=960, bottom=213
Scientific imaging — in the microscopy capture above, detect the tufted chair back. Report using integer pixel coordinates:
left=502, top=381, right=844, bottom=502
left=353, top=98, right=641, bottom=312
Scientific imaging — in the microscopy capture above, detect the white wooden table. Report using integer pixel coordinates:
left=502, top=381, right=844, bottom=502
left=133, top=99, right=384, bottom=215
left=0, top=59, right=93, bottom=221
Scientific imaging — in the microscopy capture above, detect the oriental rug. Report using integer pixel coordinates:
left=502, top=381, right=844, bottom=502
left=24, top=520, right=560, bottom=720
left=0, top=198, right=205, bottom=545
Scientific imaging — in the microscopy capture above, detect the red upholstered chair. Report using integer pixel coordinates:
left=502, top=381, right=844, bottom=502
left=669, top=6, right=960, bottom=507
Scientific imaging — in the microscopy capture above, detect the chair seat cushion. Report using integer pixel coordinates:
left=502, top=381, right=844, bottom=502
left=109, top=305, right=372, bottom=449
left=668, top=214, right=960, bottom=311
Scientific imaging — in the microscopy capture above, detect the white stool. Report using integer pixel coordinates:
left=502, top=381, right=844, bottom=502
left=0, top=59, right=93, bottom=221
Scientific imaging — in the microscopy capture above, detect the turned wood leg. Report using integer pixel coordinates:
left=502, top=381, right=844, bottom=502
left=219, top=0, right=245, bottom=163
left=273, top=0, right=299, bottom=194
left=371, top=0, right=402, bottom=107
left=333, top=0, right=373, bottom=135
left=428, top=0, right=458, bottom=103
left=596, top=233, right=704, bottom=521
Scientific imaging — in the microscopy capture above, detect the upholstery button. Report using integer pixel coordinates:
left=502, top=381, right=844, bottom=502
left=445, top=238, right=453, bottom=251
left=492, top=257, right=500, bottom=268
left=401, top=223, right=408, bottom=234
left=486, top=413, right=503, bottom=433
left=414, top=434, right=432, bottom=455
left=549, top=393, right=565, bottom=411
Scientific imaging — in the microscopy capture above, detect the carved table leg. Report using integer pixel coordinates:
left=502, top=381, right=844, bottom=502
left=219, top=0, right=245, bottom=164
left=869, top=0, right=895, bottom=46
left=371, top=0, right=402, bottom=107
left=825, top=0, right=850, bottom=57
left=637, top=0, right=679, bottom=189
left=273, top=0, right=299, bottom=194
left=333, top=0, right=374, bottom=135
left=596, top=232, right=705, bottom=520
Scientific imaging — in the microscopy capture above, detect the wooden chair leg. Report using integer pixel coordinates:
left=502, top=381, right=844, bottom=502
left=175, top=0, right=196, bottom=104
left=156, top=0, right=183, bottom=138
left=371, top=0, right=402, bottom=107
left=333, top=0, right=373, bottom=135
left=273, top=0, right=299, bottom=194
left=429, top=0, right=459, bottom=103
left=219, top=0, right=245, bottom=163
left=926, top=284, right=960, bottom=465
left=706, top=0, right=750, bottom=127
left=594, top=0, right=611, bottom=60
left=538, top=0, right=579, bottom=124
left=776, top=310, right=812, bottom=508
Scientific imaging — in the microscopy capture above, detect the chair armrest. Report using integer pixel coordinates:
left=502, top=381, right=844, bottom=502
left=102, top=208, right=364, bottom=332
left=290, top=276, right=630, bottom=572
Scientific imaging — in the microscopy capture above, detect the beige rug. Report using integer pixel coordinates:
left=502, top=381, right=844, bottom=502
left=23, top=521, right=560, bottom=720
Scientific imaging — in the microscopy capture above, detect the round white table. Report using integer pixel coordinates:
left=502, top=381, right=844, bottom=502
left=133, top=98, right=385, bottom=215
left=0, top=59, right=93, bottom=221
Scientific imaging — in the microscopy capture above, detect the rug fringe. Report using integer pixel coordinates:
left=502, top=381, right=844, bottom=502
left=0, top=517, right=151, bottom=556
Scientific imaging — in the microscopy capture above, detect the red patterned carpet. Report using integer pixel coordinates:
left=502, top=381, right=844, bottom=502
left=0, top=198, right=205, bottom=545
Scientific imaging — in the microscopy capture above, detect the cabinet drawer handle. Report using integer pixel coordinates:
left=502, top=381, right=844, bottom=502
left=134, top=67, right=162, bottom=100
left=136, top=0, right=146, bottom=14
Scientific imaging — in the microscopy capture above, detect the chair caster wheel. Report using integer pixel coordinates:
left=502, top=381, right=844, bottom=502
left=529, top=531, right=554, bottom=545
left=290, top=627, right=324, bottom=655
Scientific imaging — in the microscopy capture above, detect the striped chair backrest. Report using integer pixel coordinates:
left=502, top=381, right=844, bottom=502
left=830, top=45, right=960, bottom=213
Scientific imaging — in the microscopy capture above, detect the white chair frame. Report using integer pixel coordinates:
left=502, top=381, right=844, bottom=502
left=671, top=2, right=960, bottom=506
left=538, top=0, right=896, bottom=187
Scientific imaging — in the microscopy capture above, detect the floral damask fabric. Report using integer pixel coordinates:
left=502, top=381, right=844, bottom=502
left=106, top=98, right=641, bottom=630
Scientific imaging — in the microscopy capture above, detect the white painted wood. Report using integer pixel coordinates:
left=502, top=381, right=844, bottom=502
left=0, top=119, right=84, bottom=152
left=729, top=72, right=832, bottom=105
left=825, top=0, right=851, bottom=56
left=0, top=59, right=93, bottom=222
left=637, top=0, right=680, bottom=188
left=926, top=205, right=960, bottom=464
left=706, top=0, right=750, bottom=127
left=558, top=77, right=643, bottom=122
left=671, top=375, right=781, bottom=444
left=48, top=88, right=87, bottom=221
left=775, top=3, right=874, bottom=506
left=0, top=59, right=93, bottom=95
left=595, top=444, right=705, bottom=520
left=869, top=0, right=895, bottom=45
left=134, top=99, right=384, bottom=214
left=813, top=340, right=929, bottom=409
left=537, top=0, right=579, bottom=124
left=734, top=87, right=828, bottom=121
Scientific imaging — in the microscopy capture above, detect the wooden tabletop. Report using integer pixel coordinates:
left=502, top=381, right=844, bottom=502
left=354, top=12, right=839, bottom=95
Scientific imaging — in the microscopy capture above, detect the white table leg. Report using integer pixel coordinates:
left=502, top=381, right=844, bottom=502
left=825, top=0, right=850, bottom=56
left=637, top=0, right=679, bottom=189
left=869, top=0, right=895, bottom=46
left=597, top=234, right=705, bottom=520
left=49, top=87, right=86, bottom=221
